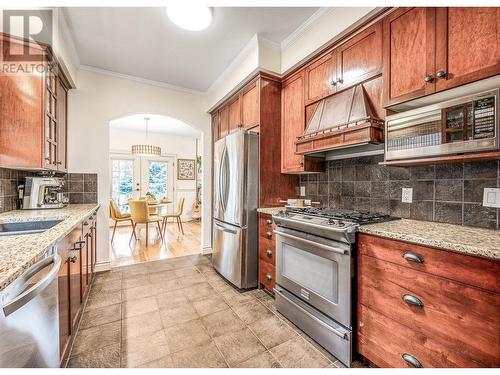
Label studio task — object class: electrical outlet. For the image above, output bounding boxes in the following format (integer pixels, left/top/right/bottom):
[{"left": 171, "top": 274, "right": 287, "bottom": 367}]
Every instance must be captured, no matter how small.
[
  {"left": 483, "top": 188, "right": 500, "bottom": 208},
  {"left": 402, "top": 187, "right": 413, "bottom": 203},
  {"left": 300, "top": 186, "right": 306, "bottom": 197}
]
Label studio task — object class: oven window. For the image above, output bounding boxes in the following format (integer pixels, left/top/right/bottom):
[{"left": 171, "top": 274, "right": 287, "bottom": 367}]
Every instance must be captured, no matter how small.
[{"left": 282, "top": 243, "right": 338, "bottom": 303}]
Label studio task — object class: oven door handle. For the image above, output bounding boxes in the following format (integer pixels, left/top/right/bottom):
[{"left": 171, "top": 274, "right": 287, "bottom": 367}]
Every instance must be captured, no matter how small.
[{"left": 274, "top": 230, "right": 348, "bottom": 255}]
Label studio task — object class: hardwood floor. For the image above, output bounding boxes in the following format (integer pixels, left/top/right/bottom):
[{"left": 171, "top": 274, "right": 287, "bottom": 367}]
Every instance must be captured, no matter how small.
[{"left": 111, "top": 221, "right": 201, "bottom": 267}]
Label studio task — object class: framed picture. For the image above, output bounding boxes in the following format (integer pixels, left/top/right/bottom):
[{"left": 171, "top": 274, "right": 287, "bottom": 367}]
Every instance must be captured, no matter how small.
[{"left": 177, "top": 159, "right": 195, "bottom": 180}]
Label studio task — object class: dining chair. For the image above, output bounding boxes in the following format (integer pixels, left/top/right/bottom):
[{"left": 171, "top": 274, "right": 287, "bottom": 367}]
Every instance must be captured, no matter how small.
[
  {"left": 162, "top": 197, "right": 185, "bottom": 235},
  {"left": 109, "top": 199, "right": 134, "bottom": 243},
  {"left": 129, "top": 199, "right": 164, "bottom": 247},
  {"left": 139, "top": 196, "right": 158, "bottom": 215}
]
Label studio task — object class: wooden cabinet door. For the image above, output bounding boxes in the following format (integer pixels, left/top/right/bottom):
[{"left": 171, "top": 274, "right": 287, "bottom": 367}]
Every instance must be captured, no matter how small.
[
  {"left": 304, "top": 51, "right": 336, "bottom": 105},
  {"left": 81, "top": 237, "right": 90, "bottom": 295},
  {"left": 69, "top": 246, "right": 82, "bottom": 328},
  {"left": 212, "top": 114, "right": 220, "bottom": 142},
  {"left": 336, "top": 22, "right": 383, "bottom": 90},
  {"left": 228, "top": 95, "right": 241, "bottom": 133},
  {"left": 43, "top": 61, "right": 58, "bottom": 170},
  {"left": 435, "top": 7, "right": 500, "bottom": 92},
  {"left": 56, "top": 77, "right": 68, "bottom": 172},
  {"left": 57, "top": 246, "right": 70, "bottom": 360},
  {"left": 241, "top": 81, "right": 260, "bottom": 129},
  {"left": 281, "top": 71, "right": 306, "bottom": 173},
  {"left": 383, "top": 7, "right": 437, "bottom": 106},
  {"left": 218, "top": 106, "right": 229, "bottom": 138}
]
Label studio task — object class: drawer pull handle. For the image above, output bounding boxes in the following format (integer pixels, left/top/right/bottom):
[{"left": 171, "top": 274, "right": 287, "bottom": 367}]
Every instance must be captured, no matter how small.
[
  {"left": 266, "top": 219, "right": 272, "bottom": 225},
  {"left": 266, "top": 274, "right": 273, "bottom": 281},
  {"left": 402, "top": 294, "right": 424, "bottom": 308},
  {"left": 403, "top": 252, "right": 424, "bottom": 264},
  {"left": 266, "top": 249, "right": 273, "bottom": 256},
  {"left": 402, "top": 353, "right": 423, "bottom": 368},
  {"left": 266, "top": 231, "right": 272, "bottom": 238}
]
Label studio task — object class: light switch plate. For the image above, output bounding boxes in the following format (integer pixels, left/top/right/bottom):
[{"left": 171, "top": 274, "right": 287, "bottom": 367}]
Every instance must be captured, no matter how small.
[
  {"left": 402, "top": 187, "right": 413, "bottom": 203},
  {"left": 483, "top": 188, "right": 500, "bottom": 208},
  {"left": 300, "top": 186, "right": 306, "bottom": 197}
]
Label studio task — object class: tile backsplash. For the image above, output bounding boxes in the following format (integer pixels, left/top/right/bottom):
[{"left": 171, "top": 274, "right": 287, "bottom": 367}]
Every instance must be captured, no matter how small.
[
  {"left": 0, "top": 168, "right": 98, "bottom": 213},
  {"left": 299, "top": 155, "right": 500, "bottom": 229}
]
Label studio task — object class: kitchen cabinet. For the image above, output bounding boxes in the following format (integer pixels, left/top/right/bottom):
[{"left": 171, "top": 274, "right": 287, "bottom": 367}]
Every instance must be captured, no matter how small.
[
  {"left": 357, "top": 233, "right": 500, "bottom": 368},
  {"left": 241, "top": 80, "right": 260, "bottom": 129},
  {"left": 0, "top": 33, "right": 71, "bottom": 171},
  {"left": 258, "top": 213, "right": 275, "bottom": 293},
  {"left": 383, "top": 7, "right": 500, "bottom": 107},
  {"left": 435, "top": 7, "right": 500, "bottom": 92},
  {"left": 218, "top": 105, "right": 229, "bottom": 138},
  {"left": 281, "top": 71, "right": 325, "bottom": 174},
  {"left": 212, "top": 114, "right": 220, "bottom": 142},
  {"left": 228, "top": 95, "right": 241, "bottom": 133},
  {"left": 304, "top": 51, "right": 336, "bottom": 105}
]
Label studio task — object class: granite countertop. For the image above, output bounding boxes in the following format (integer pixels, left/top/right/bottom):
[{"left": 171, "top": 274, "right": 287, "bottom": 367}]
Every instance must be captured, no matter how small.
[
  {"left": 257, "top": 207, "right": 285, "bottom": 215},
  {"left": 359, "top": 219, "right": 500, "bottom": 261},
  {"left": 0, "top": 204, "right": 100, "bottom": 291}
]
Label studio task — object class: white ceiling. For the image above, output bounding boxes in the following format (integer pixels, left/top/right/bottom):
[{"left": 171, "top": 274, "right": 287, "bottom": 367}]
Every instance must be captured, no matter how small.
[
  {"left": 109, "top": 114, "right": 201, "bottom": 138},
  {"left": 63, "top": 7, "right": 319, "bottom": 92}
]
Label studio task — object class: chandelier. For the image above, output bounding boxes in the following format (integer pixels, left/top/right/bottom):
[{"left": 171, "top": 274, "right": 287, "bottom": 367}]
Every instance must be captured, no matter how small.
[{"left": 131, "top": 117, "right": 161, "bottom": 156}]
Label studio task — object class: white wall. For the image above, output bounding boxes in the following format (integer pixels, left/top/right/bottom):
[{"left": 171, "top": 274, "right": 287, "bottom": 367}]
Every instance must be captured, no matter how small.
[
  {"left": 109, "top": 128, "right": 199, "bottom": 220},
  {"left": 68, "top": 69, "right": 211, "bottom": 270}
]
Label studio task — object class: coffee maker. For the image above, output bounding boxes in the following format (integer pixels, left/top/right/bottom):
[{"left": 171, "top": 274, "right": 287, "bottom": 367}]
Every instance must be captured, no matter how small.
[{"left": 20, "top": 177, "right": 68, "bottom": 209}]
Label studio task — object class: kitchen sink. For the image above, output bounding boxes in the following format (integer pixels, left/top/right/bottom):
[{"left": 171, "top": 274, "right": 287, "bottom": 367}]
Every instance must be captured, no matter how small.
[{"left": 0, "top": 220, "right": 63, "bottom": 236}]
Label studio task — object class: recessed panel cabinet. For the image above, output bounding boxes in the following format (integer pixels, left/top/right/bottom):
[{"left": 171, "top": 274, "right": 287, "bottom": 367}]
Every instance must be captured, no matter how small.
[
  {"left": 228, "top": 95, "right": 241, "bottom": 133},
  {"left": 304, "top": 52, "right": 336, "bottom": 105},
  {"left": 241, "top": 80, "right": 260, "bottom": 129}
]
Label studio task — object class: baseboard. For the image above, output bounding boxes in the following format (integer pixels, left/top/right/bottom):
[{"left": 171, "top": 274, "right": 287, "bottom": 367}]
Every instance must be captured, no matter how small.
[
  {"left": 94, "top": 261, "right": 111, "bottom": 272},
  {"left": 201, "top": 246, "right": 213, "bottom": 255}
]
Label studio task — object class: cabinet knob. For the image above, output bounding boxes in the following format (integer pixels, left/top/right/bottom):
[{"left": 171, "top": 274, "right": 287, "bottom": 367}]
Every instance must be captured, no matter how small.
[
  {"left": 329, "top": 80, "right": 337, "bottom": 86},
  {"left": 402, "top": 293, "right": 424, "bottom": 308},
  {"left": 56, "top": 161, "right": 62, "bottom": 165},
  {"left": 336, "top": 78, "right": 343, "bottom": 84},
  {"left": 424, "top": 75, "right": 434, "bottom": 83},
  {"left": 69, "top": 255, "right": 77, "bottom": 263},
  {"left": 266, "top": 274, "right": 273, "bottom": 281},
  {"left": 265, "top": 231, "right": 272, "bottom": 238},
  {"left": 266, "top": 248, "right": 273, "bottom": 256},
  {"left": 266, "top": 219, "right": 272, "bottom": 225},
  {"left": 402, "top": 353, "right": 423, "bottom": 368},
  {"left": 436, "top": 70, "right": 447, "bottom": 78},
  {"left": 44, "top": 157, "right": 50, "bottom": 161},
  {"left": 83, "top": 221, "right": 89, "bottom": 226},
  {"left": 403, "top": 252, "right": 424, "bottom": 264}
]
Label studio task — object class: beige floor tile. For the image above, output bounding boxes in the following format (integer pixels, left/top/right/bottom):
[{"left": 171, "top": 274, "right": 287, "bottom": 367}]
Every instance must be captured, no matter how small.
[
  {"left": 159, "top": 303, "right": 199, "bottom": 328},
  {"left": 173, "top": 266, "right": 200, "bottom": 277},
  {"left": 121, "top": 330, "right": 170, "bottom": 368},
  {"left": 184, "top": 282, "right": 216, "bottom": 301},
  {"left": 79, "top": 303, "right": 121, "bottom": 330},
  {"left": 201, "top": 308, "right": 245, "bottom": 338},
  {"left": 235, "top": 351, "right": 281, "bottom": 368},
  {"left": 171, "top": 340, "right": 227, "bottom": 368},
  {"left": 94, "top": 271, "right": 122, "bottom": 283},
  {"left": 122, "top": 274, "right": 151, "bottom": 289},
  {"left": 232, "top": 300, "right": 274, "bottom": 324},
  {"left": 122, "top": 279, "right": 180, "bottom": 301},
  {"left": 249, "top": 315, "right": 297, "bottom": 349},
  {"left": 178, "top": 273, "right": 206, "bottom": 288},
  {"left": 68, "top": 343, "right": 120, "bottom": 368},
  {"left": 191, "top": 295, "right": 229, "bottom": 317},
  {"left": 251, "top": 289, "right": 270, "bottom": 299},
  {"left": 86, "top": 290, "right": 121, "bottom": 311},
  {"left": 164, "top": 319, "right": 211, "bottom": 353},
  {"left": 221, "top": 289, "right": 257, "bottom": 307},
  {"left": 195, "top": 264, "right": 214, "bottom": 273},
  {"left": 156, "top": 289, "right": 189, "bottom": 309},
  {"left": 270, "top": 336, "right": 331, "bottom": 368},
  {"left": 209, "top": 279, "right": 236, "bottom": 293},
  {"left": 122, "top": 296, "right": 159, "bottom": 319},
  {"left": 259, "top": 295, "right": 277, "bottom": 312},
  {"left": 91, "top": 278, "right": 122, "bottom": 293},
  {"left": 72, "top": 321, "right": 121, "bottom": 356},
  {"left": 147, "top": 260, "right": 174, "bottom": 272},
  {"left": 214, "top": 328, "right": 266, "bottom": 366},
  {"left": 138, "top": 355, "right": 174, "bottom": 368},
  {"left": 122, "top": 310, "right": 163, "bottom": 340},
  {"left": 149, "top": 270, "right": 179, "bottom": 284}
]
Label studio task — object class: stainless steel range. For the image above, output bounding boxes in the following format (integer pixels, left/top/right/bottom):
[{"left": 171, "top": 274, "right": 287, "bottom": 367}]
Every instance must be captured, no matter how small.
[{"left": 272, "top": 207, "right": 397, "bottom": 367}]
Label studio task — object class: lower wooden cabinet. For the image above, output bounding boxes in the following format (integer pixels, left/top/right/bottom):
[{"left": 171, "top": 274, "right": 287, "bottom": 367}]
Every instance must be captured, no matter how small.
[
  {"left": 357, "top": 233, "right": 500, "bottom": 368},
  {"left": 258, "top": 213, "right": 276, "bottom": 293},
  {"left": 57, "top": 209, "right": 98, "bottom": 364}
]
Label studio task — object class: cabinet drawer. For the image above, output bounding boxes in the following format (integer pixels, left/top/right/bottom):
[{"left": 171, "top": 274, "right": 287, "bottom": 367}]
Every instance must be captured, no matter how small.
[
  {"left": 358, "top": 305, "right": 485, "bottom": 368},
  {"left": 259, "top": 237, "right": 275, "bottom": 265},
  {"left": 357, "top": 233, "right": 500, "bottom": 293},
  {"left": 359, "top": 254, "right": 500, "bottom": 367},
  {"left": 259, "top": 215, "right": 275, "bottom": 242},
  {"left": 259, "top": 261, "right": 275, "bottom": 291}
]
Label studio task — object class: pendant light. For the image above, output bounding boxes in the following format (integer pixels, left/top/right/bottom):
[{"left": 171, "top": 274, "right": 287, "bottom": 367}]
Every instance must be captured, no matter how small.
[{"left": 131, "top": 117, "right": 161, "bottom": 156}]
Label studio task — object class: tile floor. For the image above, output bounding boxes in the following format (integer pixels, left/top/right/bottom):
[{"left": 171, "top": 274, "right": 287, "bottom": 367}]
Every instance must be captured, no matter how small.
[{"left": 67, "top": 254, "right": 347, "bottom": 368}]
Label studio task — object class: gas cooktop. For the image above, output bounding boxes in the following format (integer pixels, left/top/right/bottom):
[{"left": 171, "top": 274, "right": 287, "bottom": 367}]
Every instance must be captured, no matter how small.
[{"left": 283, "top": 207, "right": 399, "bottom": 225}]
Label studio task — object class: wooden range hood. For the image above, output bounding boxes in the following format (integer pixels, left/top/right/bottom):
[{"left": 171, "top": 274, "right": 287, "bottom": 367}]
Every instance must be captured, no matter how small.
[{"left": 296, "top": 84, "right": 384, "bottom": 154}]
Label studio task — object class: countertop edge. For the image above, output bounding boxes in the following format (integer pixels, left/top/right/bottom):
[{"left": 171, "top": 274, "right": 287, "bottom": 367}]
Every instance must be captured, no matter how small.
[{"left": 0, "top": 204, "right": 100, "bottom": 291}]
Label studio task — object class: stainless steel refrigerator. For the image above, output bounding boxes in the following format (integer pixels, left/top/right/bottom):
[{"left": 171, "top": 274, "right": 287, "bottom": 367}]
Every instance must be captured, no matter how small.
[{"left": 212, "top": 130, "right": 259, "bottom": 289}]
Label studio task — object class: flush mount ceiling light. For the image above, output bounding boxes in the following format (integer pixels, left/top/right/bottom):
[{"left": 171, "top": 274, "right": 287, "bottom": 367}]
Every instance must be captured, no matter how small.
[
  {"left": 131, "top": 117, "right": 161, "bottom": 156},
  {"left": 166, "top": 6, "right": 212, "bottom": 31}
]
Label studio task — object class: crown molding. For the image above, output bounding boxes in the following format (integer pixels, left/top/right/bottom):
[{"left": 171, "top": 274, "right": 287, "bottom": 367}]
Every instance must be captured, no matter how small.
[
  {"left": 280, "top": 7, "right": 333, "bottom": 51},
  {"left": 79, "top": 65, "right": 206, "bottom": 96}
]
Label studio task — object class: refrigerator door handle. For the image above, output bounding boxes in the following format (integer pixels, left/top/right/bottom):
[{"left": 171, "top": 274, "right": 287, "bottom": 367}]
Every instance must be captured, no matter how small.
[
  {"left": 218, "top": 147, "right": 226, "bottom": 213},
  {"left": 214, "top": 222, "right": 237, "bottom": 234}
]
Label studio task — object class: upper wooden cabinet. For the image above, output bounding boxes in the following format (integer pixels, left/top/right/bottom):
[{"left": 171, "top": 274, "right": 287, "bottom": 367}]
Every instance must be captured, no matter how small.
[
  {"left": 383, "top": 7, "right": 500, "bottom": 107},
  {"left": 212, "top": 113, "right": 220, "bottom": 142},
  {"left": 228, "top": 95, "right": 241, "bottom": 133},
  {"left": 304, "top": 52, "right": 336, "bottom": 105},
  {"left": 218, "top": 105, "right": 229, "bottom": 138},
  {"left": 0, "top": 33, "right": 70, "bottom": 171},
  {"left": 382, "top": 7, "right": 436, "bottom": 106},
  {"left": 435, "top": 7, "right": 500, "bottom": 92},
  {"left": 241, "top": 80, "right": 260, "bottom": 129}
]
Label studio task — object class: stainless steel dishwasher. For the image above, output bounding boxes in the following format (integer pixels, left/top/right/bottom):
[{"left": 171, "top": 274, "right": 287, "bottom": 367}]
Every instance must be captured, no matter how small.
[{"left": 0, "top": 250, "right": 61, "bottom": 368}]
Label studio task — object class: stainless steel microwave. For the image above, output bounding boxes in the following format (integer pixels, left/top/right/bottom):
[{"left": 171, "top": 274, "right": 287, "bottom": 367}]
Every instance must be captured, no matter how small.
[{"left": 385, "top": 89, "right": 499, "bottom": 161}]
